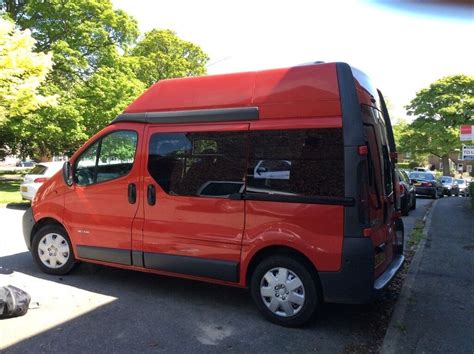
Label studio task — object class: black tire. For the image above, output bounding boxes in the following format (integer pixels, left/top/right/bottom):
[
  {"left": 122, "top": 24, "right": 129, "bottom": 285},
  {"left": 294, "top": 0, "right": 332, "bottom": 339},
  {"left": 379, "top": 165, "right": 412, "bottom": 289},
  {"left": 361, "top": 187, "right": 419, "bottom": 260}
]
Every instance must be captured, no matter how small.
[
  {"left": 432, "top": 190, "right": 439, "bottom": 199},
  {"left": 394, "top": 218, "right": 405, "bottom": 255},
  {"left": 410, "top": 194, "right": 417, "bottom": 210},
  {"left": 250, "top": 255, "right": 319, "bottom": 327},
  {"left": 32, "top": 224, "right": 77, "bottom": 275},
  {"left": 401, "top": 198, "right": 409, "bottom": 216}
]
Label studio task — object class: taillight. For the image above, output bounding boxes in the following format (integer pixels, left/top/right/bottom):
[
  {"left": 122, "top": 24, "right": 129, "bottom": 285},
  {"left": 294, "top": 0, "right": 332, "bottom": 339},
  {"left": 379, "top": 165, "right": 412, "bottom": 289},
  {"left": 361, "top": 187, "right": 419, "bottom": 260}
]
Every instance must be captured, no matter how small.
[
  {"left": 421, "top": 182, "right": 433, "bottom": 187},
  {"left": 34, "top": 177, "right": 48, "bottom": 183},
  {"left": 399, "top": 184, "right": 405, "bottom": 194}
]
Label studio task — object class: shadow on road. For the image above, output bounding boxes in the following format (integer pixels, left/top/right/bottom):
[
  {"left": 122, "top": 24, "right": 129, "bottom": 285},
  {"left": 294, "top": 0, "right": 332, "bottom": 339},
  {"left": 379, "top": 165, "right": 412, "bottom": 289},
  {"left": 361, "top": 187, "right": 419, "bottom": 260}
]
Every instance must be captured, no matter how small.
[
  {"left": 6, "top": 203, "right": 30, "bottom": 211},
  {"left": 0, "top": 247, "right": 400, "bottom": 353}
]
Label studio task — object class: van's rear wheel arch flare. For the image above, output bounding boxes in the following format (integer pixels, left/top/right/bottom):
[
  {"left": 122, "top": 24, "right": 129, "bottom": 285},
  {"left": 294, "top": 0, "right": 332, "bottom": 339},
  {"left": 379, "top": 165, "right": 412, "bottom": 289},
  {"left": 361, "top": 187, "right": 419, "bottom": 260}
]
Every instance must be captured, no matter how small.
[{"left": 245, "top": 246, "right": 323, "bottom": 298}]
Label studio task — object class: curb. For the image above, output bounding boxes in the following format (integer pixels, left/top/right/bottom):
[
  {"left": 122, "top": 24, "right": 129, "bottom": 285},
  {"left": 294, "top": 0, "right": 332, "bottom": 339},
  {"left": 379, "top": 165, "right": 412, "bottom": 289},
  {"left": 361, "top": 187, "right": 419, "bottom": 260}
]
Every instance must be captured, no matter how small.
[{"left": 380, "top": 200, "right": 437, "bottom": 354}]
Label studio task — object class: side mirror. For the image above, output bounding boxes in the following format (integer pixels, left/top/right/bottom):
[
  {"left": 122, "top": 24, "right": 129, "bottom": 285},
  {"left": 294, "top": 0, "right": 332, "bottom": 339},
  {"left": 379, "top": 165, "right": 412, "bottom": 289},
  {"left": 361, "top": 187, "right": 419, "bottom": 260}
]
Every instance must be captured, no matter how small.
[{"left": 62, "top": 161, "right": 73, "bottom": 186}]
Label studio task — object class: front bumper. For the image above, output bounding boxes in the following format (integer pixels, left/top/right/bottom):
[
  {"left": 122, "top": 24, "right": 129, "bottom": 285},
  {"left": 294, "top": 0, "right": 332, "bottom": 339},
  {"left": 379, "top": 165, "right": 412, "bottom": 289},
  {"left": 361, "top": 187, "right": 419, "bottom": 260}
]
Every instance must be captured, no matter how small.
[
  {"left": 319, "top": 238, "right": 404, "bottom": 304},
  {"left": 22, "top": 207, "right": 36, "bottom": 251}
]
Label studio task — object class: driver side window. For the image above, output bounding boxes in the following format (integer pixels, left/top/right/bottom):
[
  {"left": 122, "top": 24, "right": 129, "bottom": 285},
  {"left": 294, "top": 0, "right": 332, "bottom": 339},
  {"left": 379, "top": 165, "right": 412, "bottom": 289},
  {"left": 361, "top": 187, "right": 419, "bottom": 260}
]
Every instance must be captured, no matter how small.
[
  {"left": 74, "top": 130, "right": 138, "bottom": 186},
  {"left": 75, "top": 141, "right": 99, "bottom": 186}
]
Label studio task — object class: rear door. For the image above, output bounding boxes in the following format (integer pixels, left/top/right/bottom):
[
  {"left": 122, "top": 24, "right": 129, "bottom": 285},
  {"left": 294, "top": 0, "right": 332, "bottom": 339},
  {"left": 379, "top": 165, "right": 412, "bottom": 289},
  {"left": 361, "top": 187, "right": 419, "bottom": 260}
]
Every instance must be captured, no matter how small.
[
  {"left": 362, "top": 106, "right": 395, "bottom": 277},
  {"left": 141, "top": 123, "right": 248, "bottom": 282}
]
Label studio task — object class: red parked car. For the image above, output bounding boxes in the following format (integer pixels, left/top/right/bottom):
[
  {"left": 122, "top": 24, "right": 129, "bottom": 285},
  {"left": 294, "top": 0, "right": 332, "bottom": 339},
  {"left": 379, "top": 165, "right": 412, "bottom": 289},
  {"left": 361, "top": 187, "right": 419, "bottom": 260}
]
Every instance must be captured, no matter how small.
[{"left": 23, "top": 62, "right": 404, "bottom": 327}]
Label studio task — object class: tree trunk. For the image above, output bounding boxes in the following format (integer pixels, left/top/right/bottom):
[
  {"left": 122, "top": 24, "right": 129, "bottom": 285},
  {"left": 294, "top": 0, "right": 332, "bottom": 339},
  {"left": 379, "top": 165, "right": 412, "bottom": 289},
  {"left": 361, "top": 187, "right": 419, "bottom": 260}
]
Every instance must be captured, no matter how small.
[{"left": 441, "top": 155, "right": 450, "bottom": 176}]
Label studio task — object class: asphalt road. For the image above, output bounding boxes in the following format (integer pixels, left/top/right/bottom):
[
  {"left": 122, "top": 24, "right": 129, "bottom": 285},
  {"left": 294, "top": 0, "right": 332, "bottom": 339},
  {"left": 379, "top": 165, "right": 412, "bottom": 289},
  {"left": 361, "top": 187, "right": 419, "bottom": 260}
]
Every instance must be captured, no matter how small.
[
  {"left": 0, "top": 198, "right": 433, "bottom": 353},
  {"left": 390, "top": 196, "right": 474, "bottom": 353}
]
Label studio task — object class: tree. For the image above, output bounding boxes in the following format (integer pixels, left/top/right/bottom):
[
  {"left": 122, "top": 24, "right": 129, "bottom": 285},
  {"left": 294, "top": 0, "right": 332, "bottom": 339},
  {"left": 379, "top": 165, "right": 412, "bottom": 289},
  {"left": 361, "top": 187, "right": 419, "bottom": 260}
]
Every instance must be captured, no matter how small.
[
  {"left": 0, "top": 17, "right": 55, "bottom": 158},
  {"left": 3, "top": 0, "right": 139, "bottom": 88},
  {"left": 130, "top": 29, "right": 209, "bottom": 87},
  {"left": 405, "top": 75, "right": 474, "bottom": 175},
  {"left": 0, "top": 18, "right": 54, "bottom": 123},
  {"left": 1, "top": 1, "right": 209, "bottom": 160}
]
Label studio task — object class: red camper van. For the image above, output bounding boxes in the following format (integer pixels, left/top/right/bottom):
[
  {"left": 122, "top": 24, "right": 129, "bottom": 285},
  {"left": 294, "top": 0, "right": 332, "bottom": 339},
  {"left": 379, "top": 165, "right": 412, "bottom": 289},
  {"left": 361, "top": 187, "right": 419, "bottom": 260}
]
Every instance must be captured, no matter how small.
[{"left": 23, "top": 62, "right": 404, "bottom": 327}]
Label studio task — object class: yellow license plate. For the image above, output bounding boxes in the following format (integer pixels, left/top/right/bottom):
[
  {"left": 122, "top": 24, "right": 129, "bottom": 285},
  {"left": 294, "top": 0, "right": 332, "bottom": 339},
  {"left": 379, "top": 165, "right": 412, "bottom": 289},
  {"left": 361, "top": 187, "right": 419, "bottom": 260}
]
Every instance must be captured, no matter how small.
[{"left": 21, "top": 186, "right": 28, "bottom": 192}]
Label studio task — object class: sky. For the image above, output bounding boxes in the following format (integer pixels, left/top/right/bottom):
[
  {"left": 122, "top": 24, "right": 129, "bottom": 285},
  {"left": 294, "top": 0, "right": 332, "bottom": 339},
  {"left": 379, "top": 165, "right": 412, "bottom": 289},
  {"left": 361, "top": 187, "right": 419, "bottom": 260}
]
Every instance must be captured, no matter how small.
[{"left": 112, "top": 0, "right": 473, "bottom": 121}]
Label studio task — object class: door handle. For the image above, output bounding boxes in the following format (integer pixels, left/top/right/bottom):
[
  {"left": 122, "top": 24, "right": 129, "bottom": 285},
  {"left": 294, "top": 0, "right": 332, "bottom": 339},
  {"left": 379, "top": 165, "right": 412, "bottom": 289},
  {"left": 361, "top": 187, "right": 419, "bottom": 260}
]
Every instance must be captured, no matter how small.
[
  {"left": 147, "top": 184, "right": 156, "bottom": 206},
  {"left": 128, "top": 183, "right": 136, "bottom": 204}
]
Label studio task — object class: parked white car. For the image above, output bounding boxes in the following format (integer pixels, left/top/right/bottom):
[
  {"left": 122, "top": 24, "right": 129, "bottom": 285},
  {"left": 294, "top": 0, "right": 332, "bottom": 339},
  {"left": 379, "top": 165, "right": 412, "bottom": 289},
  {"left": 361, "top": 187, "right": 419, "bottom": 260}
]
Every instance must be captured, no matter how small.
[{"left": 20, "top": 162, "right": 64, "bottom": 200}]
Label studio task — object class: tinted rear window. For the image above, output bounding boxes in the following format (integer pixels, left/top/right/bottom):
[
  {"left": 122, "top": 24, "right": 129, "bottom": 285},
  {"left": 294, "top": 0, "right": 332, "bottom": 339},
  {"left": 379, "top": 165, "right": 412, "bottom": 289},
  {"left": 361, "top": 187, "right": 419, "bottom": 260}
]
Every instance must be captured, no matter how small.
[
  {"left": 440, "top": 177, "right": 453, "bottom": 183},
  {"left": 147, "top": 128, "right": 344, "bottom": 199},
  {"left": 29, "top": 165, "right": 47, "bottom": 175},
  {"left": 409, "top": 172, "right": 434, "bottom": 180},
  {"left": 247, "top": 129, "right": 344, "bottom": 197}
]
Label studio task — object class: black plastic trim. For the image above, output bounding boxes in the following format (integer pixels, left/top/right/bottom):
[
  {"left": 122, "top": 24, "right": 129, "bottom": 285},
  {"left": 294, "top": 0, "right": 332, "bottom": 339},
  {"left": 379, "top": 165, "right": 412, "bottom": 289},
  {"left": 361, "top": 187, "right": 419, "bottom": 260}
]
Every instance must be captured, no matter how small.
[
  {"left": 22, "top": 207, "right": 35, "bottom": 251},
  {"left": 336, "top": 63, "right": 367, "bottom": 238},
  {"left": 143, "top": 252, "right": 239, "bottom": 282},
  {"left": 319, "top": 237, "right": 374, "bottom": 304},
  {"left": 76, "top": 245, "right": 131, "bottom": 265},
  {"left": 231, "top": 192, "right": 355, "bottom": 206},
  {"left": 132, "top": 251, "right": 144, "bottom": 267},
  {"left": 377, "top": 89, "right": 396, "bottom": 153},
  {"left": 111, "top": 107, "right": 259, "bottom": 125}
]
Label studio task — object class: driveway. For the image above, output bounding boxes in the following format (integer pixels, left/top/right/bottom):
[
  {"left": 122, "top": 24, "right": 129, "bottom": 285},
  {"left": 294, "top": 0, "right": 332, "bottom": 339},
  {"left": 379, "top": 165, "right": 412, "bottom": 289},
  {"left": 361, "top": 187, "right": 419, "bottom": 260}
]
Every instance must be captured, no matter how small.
[{"left": 0, "top": 199, "right": 432, "bottom": 353}]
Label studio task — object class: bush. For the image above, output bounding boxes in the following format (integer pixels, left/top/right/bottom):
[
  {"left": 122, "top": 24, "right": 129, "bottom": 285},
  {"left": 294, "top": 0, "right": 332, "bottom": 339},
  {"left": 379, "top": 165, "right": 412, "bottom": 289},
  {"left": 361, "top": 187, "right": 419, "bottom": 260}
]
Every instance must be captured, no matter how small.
[{"left": 397, "top": 162, "right": 410, "bottom": 169}]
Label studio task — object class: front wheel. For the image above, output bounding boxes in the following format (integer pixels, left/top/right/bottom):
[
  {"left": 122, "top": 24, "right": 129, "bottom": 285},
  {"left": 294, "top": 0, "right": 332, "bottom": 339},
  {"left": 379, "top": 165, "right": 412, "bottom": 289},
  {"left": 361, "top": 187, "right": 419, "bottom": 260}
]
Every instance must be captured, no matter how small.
[
  {"left": 32, "top": 224, "right": 77, "bottom": 275},
  {"left": 250, "top": 255, "right": 319, "bottom": 327}
]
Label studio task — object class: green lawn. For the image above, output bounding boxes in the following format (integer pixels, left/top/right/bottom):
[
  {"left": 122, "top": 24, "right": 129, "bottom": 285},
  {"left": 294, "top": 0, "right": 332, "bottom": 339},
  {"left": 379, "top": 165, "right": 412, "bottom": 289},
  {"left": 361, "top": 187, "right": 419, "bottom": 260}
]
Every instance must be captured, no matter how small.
[{"left": 0, "top": 180, "right": 30, "bottom": 206}]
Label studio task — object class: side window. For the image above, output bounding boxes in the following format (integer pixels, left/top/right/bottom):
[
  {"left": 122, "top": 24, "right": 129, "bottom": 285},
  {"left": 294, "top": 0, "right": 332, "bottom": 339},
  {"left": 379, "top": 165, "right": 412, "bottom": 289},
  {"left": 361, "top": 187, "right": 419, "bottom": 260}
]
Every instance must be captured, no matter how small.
[
  {"left": 247, "top": 129, "right": 344, "bottom": 197},
  {"left": 364, "top": 125, "right": 383, "bottom": 205},
  {"left": 148, "top": 131, "right": 247, "bottom": 198},
  {"left": 74, "top": 130, "right": 138, "bottom": 186},
  {"left": 75, "top": 141, "right": 99, "bottom": 186}
]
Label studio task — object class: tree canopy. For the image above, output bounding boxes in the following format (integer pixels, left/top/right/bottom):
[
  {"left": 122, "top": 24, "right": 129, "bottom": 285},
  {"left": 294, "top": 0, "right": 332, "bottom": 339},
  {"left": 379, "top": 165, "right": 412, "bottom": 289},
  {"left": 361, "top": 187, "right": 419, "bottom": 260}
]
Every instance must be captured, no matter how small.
[
  {"left": 0, "top": 17, "right": 54, "bottom": 123},
  {"left": 0, "top": 0, "right": 209, "bottom": 160},
  {"left": 402, "top": 75, "right": 474, "bottom": 174}
]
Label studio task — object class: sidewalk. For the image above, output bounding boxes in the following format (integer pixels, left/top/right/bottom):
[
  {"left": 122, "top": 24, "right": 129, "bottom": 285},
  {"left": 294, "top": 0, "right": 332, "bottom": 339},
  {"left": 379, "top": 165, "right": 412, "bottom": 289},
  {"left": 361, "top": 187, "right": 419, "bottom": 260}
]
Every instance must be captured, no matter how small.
[{"left": 382, "top": 197, "right": 474, "bottom": 353}]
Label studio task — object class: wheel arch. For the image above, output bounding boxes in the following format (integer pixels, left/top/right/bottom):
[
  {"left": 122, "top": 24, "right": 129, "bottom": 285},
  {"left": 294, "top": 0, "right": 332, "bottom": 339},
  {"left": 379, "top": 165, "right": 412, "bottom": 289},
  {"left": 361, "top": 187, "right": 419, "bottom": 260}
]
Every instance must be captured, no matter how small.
[
  {"left": 30, "top": 217, "right": 66, "bottom": 245},
  {"left": 244, "top": 245, "right": 323, "bottom": 297}
]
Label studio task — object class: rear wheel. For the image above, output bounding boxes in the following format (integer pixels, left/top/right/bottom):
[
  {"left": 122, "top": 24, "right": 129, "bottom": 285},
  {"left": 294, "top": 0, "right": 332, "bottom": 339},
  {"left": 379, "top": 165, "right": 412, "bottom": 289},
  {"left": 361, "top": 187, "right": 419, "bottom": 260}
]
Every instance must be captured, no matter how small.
[
  {"left": 432, "top": 190, "right": 439, "bottom": 199},
  {"left": 410, "top": 194, "right": 417, "bottom": 210},
  {"left": 401, "top": 198, "right": 409, "bottom": 216},
  {"left": 32, "top": 224, "right": 77, "bottom": 275},
  {"left": 250, "top": 255, "right": 319, "bottom": 327},
  {"left": 394, "top": 218, "right": 405, "bottom": 255}
]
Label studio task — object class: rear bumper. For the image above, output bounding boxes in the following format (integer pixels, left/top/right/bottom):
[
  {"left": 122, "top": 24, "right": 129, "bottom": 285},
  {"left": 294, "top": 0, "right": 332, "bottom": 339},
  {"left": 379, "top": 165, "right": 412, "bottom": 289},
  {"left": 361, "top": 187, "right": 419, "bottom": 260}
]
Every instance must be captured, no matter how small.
[
  {"left": 415, "top": 186, "right": 436, "bottom": 196},
  {"left": 319, "top": 238, "right": 404, "bottom": 304},
  {"left": 22, "top": 207, "right": 36, "bottom": 251}
]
